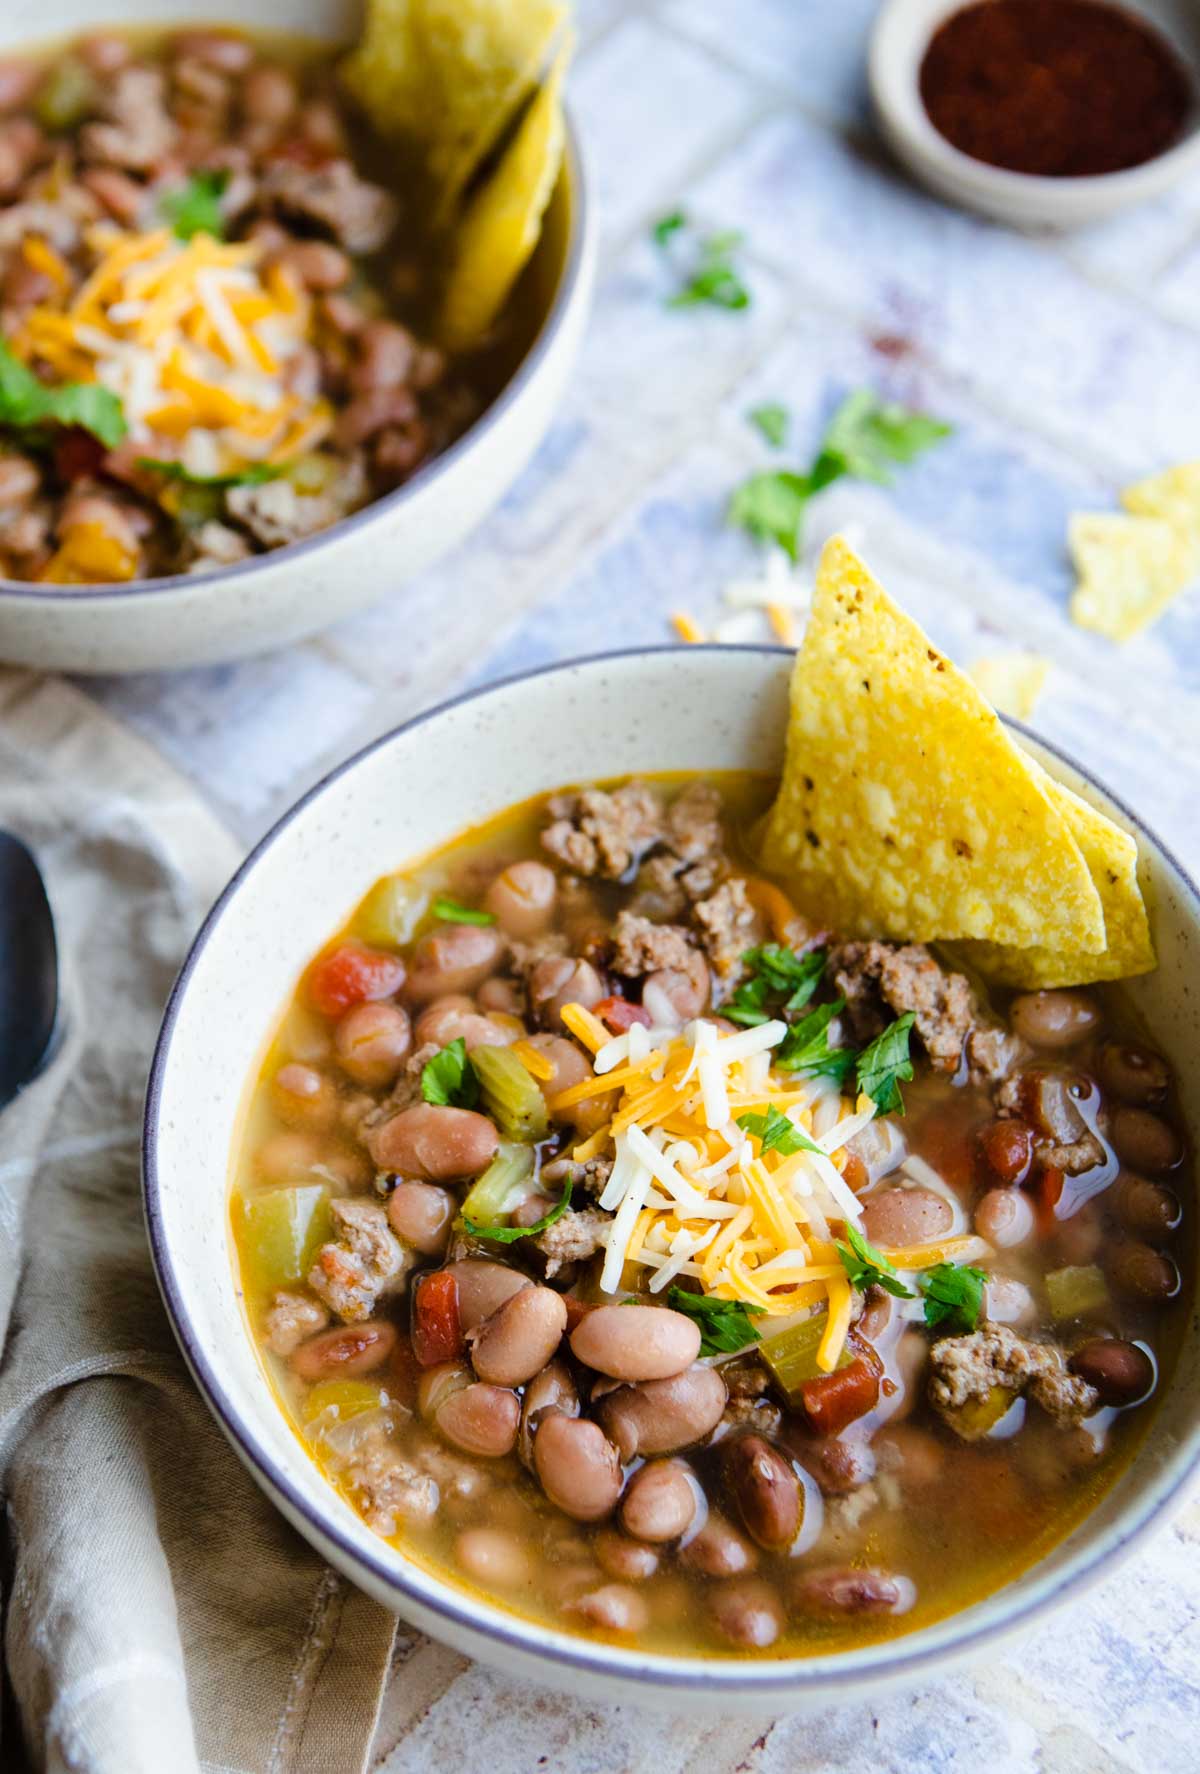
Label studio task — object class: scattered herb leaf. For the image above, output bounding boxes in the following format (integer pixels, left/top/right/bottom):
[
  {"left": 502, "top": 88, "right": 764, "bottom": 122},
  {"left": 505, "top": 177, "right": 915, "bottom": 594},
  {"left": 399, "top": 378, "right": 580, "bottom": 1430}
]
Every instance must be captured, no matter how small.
[
  {"left": 775, "top": 998, "right": 855, "bottom": 1084},
  {"left": 727, "top": 469, "right": 810, "bottom": 561},
  {"left": 666, "top": 1286, "right": 765, "bottom": 1356},
  {"left": 0, "top": 339, "right": 127, "bottom": 450},
  {"left": 432, "top": 895, "right": 496, "bottom": 926},
  {"left": 464, "top": 1177, "right": 572, "bottom": 1243},
  {"left": 161, "top": 168, "right": 229, "bottom": 241},
  {"left": 420, "top": 1037, "right": 479, "bottom": 1109},
  {"left": 724, "top": 944, "right": 825, "bottom": 1027},
  {"left": 652, "top": 209, "right": 687, "bottom": 246},
  {"left": 856, "top": 1012, "right": 916, "bottom": 1117},
  {"left": 920, "top": 1262, "right": 987, "bottom": 1334},
  {"left": 748, "top": 402, "right": 789, "bottom": 449},
  {"left": 137, "top": 457, "right": 283, "bottom": 489},
  {"left": 656, "top": 215, "right": 752, "bottom": 311},
  {"left": 836, "top": 1223, "right": 915, "bottom": 1300},
  {"left": 736, "top": 1103, "right": 823, "bottom": 1158}
]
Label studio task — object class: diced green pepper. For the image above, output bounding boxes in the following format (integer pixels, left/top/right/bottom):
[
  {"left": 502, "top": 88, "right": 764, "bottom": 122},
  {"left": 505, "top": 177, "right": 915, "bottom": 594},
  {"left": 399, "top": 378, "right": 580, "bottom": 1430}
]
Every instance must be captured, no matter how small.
[
  {"left": 759, "top": 1310, "right": 853, "bottom": 1403},
  {"left": 302, "top": 1379, "right": 384, "bottom": 1425},
  {"left": 285, "top": 452, "right": 340, "bottom": 497},
  {"left": 944, "top": 1383, "right": 1018, "bottom": 1442},
  {"left": 1045, "top": 1263, "right": 1110, "bottom": 1321},
  {"left": 357, "top": 874, "right": 427, "bottom": 947},
  {"left": 35, "top": 58, "right": 96, "bottom": 131},
  {"left": 459, "top": 1141, "right": 534, "bottom": 1228},
  {"left": 472, "top": 1044, "right": 549, "bottom": 1143},
  {"left": 236, "top": 1184, "right": 334, "bottom": 1291}
]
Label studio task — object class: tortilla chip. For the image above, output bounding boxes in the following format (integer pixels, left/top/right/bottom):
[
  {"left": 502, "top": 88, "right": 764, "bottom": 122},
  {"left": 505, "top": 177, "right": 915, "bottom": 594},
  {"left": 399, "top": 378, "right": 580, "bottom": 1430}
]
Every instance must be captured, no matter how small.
[
  {"left": 968, "top": 653, "right": 1049, "bottom": 721},
  {"left": 1068, "top": 511, "right": 1192, "bottom": 642},
  {"left": 760, "top": 537, "right": 1106, "bottom": 953},
  {"left": 343, "top": 0, "right": 566, "bottom": 217},
  {"left": 962, "top": 768, "right": 1155, "bottom": 987},
  {"left": 1122, "top": 460, "right": 1200, "bottom": 558},
  {"left": 437, "top": 40, "right": 568, "bottom": 351}
]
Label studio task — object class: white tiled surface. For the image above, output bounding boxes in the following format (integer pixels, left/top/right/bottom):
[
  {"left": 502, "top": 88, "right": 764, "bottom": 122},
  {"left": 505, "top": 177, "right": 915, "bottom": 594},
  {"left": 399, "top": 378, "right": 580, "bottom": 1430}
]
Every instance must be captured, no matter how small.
[{"left": 70, "top": 3, "right": 1200, "bottom": 1767}]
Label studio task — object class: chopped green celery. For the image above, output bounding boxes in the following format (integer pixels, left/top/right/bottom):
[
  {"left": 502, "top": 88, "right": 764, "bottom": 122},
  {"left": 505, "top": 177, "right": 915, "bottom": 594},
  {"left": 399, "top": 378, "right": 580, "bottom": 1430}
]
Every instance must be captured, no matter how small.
[
  {"left": 945, "top": 1384, "right": 1018, "bottom": 1442},
  {"left": 237, "top": 1184, "right": 333, "bottom": 1290},
  {"left": 357, "top": 874, "right": 428, "bottom": 946},
  {"left": 36, "top": 57, "right": 95, "bottom": 130},
  {"left": 759, "top": 1310, "right": 853, "bottom": 1402},
  {"left": 1045, "top": 1263, "right": 1110, "bottom": 1321},
  {"left": 302, "top": 1380, "right": 384, "bottom": 1424},
  {"left": 285, "top": 452, "right": 339, "bottom": 496},
  {"left": 459, "top": 1141, "right": 534, "bottom": 1228},
  {"left": 472, "top": 1044, "right": 549, "bottom": 1142}
]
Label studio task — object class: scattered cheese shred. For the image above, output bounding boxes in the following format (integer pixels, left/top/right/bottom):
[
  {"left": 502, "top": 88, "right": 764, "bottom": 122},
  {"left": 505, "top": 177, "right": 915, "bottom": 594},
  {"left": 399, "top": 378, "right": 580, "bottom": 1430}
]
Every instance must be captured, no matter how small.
[
  {"left": 559, "top": 1001, "right": 610, "bottom": 1054},
  {"left": 671, "top": 611, "right": 706, "bottom": 644}
]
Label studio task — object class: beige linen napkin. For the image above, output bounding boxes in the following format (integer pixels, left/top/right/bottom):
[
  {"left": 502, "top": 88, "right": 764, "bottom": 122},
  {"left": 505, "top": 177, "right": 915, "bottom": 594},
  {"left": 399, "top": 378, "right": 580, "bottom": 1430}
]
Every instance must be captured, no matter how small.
[{"left": 0, "top": 671, "right": 397, "bottom": 1774}]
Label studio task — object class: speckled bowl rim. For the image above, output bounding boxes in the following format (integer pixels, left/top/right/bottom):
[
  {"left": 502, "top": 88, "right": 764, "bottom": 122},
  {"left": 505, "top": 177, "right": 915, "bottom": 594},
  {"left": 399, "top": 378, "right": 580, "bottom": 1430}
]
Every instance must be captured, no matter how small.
[
  {"left": 143, "top": 644, "right": 1200, "bottom": 1697},
  {"left": 0, "top": 114, "right": 588, "bottom": 605}
]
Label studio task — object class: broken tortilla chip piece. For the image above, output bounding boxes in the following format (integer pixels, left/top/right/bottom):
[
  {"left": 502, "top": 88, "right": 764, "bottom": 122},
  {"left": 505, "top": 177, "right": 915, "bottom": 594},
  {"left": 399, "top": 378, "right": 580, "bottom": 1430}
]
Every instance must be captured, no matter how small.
[
  {"left": 961, "top": 768, "right": 1155, "bottom": 987},
  {"left": 343, "top": 0, "right": 566, "bottom": 218},
  {"left": 1068, "top": 511, "right": 1192, "bottom": 642},
  {"left": 1122, "top": 460, "right": 1200, "bottom": 560},
  {"left": 759, "top": 536, "right": 1106, "bottom": 954},
  {"left": 437, "top": 37, "right": 569, "bottom": 351},
  {"left": 968, "top": 653, "right": 1049, "bottom": 721}
]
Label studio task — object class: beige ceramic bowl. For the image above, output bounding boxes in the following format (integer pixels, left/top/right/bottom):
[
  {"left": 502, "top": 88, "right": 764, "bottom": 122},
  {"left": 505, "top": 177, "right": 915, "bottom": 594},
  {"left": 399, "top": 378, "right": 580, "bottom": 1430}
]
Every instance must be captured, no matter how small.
[
  {"left": 870, "top": 0, "right": 1200, "bottom": 227},
  {"left": 144, "top": 647, "right": 1200, "bottom": 1711},
  {"left": 0, "top": 0, "right": 593, "bottom": 673}
]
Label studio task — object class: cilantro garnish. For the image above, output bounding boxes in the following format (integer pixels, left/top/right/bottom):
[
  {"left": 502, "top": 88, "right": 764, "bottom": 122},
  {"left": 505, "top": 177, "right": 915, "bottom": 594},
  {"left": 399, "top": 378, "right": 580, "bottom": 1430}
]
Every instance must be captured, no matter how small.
[
  {"left": 160, "top": 169, "right": 229, "bottom": 242},
  {"left": 919, "top": 1262, "right": 987, "bottom": 1334},
  {"left": 432, "top": 896, "right": 496, "bottom": 926},
  {"left": 652, "top": 209, "right": 687, "bottom": 246},
  {"left": 836, "top": 1223, "right": 915, "bottom": 1300},
  {"left": 736, "top": 1103, "right": 823, "bottom": 1158},
  {"left": 654, "top": 214, "right": 752, "bottom": 311},
  {"left": 666, "top": 1287, "right": 765, "bottom": 1356},
  {"left": 0, "top": 339, "right": 126, "bottom": 450},
  {"left": 724, "top": 944, "right": 825, "bottom": 1028},
  {"left": 464, "top": 1177, "right": 572, "bottom": 1243},
  {"left": 747, "top": 402, "right": 789, "bottom": 449},
  {"left": 856, "top": 1012, "right": 916, "bottom": 1117},
  {"left": 774, "top": 999, "right": 855, "bottom": 1084},
  {"left": 420, "top": 1038, "right": 479, "bottom": 1109},
  {"left": 728, "top": 388, "right": 951, "bottom": 559},
  {"left": 137, "top": 458, "right": 283, "bottom": 489}
]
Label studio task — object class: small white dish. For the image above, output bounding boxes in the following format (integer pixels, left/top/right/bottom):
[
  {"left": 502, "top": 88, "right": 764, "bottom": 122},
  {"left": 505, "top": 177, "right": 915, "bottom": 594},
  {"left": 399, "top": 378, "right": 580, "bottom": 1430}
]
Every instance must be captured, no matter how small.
[
  {"left": 869, "top": 0, "right": 1200, "bottom": 228},
  {"left": 145, "top": 645, "right": 1200, "bottom": 1710},
  {"left": 0, "top": 0, "right": 594, "bottom": 674}
]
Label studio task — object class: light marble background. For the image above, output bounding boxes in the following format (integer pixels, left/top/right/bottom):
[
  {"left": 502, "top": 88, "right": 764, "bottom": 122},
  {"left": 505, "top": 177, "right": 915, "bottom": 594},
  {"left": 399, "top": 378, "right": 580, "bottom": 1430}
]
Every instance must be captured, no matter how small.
[{"left": 64, "top": 0, "right": 1200, "bottom": 1766}]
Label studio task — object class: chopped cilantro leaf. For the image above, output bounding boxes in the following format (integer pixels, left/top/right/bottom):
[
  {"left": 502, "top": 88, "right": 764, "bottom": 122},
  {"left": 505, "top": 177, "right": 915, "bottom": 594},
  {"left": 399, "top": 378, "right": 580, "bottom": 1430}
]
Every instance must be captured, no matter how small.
[
  {"left": 774, "top": 998, "right": 855, "bottom": 1083},
  {"left": 666, "top": 1287, "right": 765, "bottom": 1356},
  {"left": 836, "top": 1223, "right": 915, "bottom": 1300},
  {"left": 736, "top": 1103, "right": 823, "bottom": 1158},
  {"left": 747, "top": 402, "right": 789, "bottom": 449},
  {"left": 465, "top": 1178, "right": 572, "bottom": 1243},
  {"left": 724, "top": 944, "right": 825, "bottom": 1028},
  {"left": 0, "top": 339, "right": 127, "bottom": 450},
  {"left": 137, "top": 458, "right": 283, "bottom": 489},
  {"left": 432, "top": 895, "right": 496, "bottom": 926},
  {"left": 727, "top": 469, "right": 810, "bottom": 561},
  {"left": 658, "top": 217, "right": 752, "bottom": 311},
  {"left": 652, "top": 209, "right": 687, "bottom": 246},
  {"left": 856, "top": 1012, "right": 916, "bottom": 1117},
  {"left": 920, "top": 1262, "right": 987, "bottom": 1334},
  {"left": 420, "top": 1038, "right": 479, "bottom": 1109},
  {"left": 160, "top": 169, "right": 229, "bottom": 242}
]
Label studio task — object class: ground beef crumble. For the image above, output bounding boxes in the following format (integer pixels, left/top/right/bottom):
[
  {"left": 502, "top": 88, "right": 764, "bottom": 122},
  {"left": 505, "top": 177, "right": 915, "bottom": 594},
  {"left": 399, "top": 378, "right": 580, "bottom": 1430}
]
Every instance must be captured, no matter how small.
[
  {"left": 307, "top": 1198, "right": 413, "bottom": 1322},
  {"left": 610, "top": 910, "right": 698, "bottom": 977},
  {"left": 262, "top": 1289, "right": 328, "bottom": 1355},
  {"left": 693, "top": 878, "right": 759, "bottom": 980},
  {"left": 542, "top": 781, "right": 665, "bottom": 879},
  {"left": 929, "top": 1325, "right": 1098, "bottom": 1435},
  {"left": 535, "top": 1207, "right": 611, "bottom": 1277},
  {"left": 830, "top": 940, "right": 1023, "bottom": 1085}
]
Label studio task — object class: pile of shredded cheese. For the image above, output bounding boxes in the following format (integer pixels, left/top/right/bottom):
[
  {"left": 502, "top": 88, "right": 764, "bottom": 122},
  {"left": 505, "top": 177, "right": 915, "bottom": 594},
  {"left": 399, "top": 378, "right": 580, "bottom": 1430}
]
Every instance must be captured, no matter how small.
[
  {"left": 553, "top": 1002, "right": 981, "bottom": 1373},
  {"left": 13, "top": 224, "right": 331, "bottom": 472}
]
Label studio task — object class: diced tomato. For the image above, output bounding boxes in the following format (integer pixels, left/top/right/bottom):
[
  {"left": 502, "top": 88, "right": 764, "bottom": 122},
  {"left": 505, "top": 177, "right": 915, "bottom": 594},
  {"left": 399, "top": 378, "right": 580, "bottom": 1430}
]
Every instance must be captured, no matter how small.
[
  {"left": 411, "top": 1270, "right": 464, "bottom": 1368},
  {"left": 799, "top": 1357, "right": 880, "bottom": 1437},
  {"left": 54, "top": 428, "right": 106, "bottom": 483},
  {"left": 307, "top": 941, "right": 405, "bottom": 1019},
  {"left": 1033, "top": 1165, "right": 1065, "bottom": 1236},
  {"left": 593, "top": 995, "right": 652, "bottom": 1034},
  {"left": 978, "top": 1118, "right": 1033, "bottom": 1185},
  {"left": 561, "top": 1294, "right": 593, "bottom": 1334}
]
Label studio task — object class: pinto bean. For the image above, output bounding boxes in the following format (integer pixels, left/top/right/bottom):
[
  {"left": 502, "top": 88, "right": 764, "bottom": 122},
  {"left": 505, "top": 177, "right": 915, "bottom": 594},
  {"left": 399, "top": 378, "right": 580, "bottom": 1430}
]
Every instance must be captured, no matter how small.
[
  {"left": 978, "top": 1118, "right": 1034, "bottom": 1184},
  {"left": 530, "top": 956, "right": 606, "bottom": 1030},
  {"left": 570, "top": 1304, "right": 701, "bottom": 1382},
  {"left": 478, "top": 978, "right": 524, "bottom": 1016},
  {"left": 594, "top": 1530, "right": 659, "bottom": 1581},
  {"left": 1011, "top": 990, "right": 1101, "bottom": 1049},
  {"left": 791, "top": 1566, "right": 903, "bottom": 1616},
  {"left": 79, "top": 33, "right": 132, "bottom": 75},
  {"left": 1098, "top": 1042, "right": 1171, "bottom": 1106},
  {"left": 0, "top": 455, "right": 39, "bottom": 509},
  {"left": 433, "top": 1381, "right": 520, "bottom": 1458},
  {"left": 1106, "top": 1240, "right": 1179, "bottom": 1304},
  {"left": 643, "top": 950, "right": 710, "bottom": 1024},
  {"left": 81, "top": 165, "right": 145, "bottom": 226},
  {"left": 1111, "top": 1173, "right": 1182, "bottom": 1240},
  {"left": 1069, "top": 1338, "right": 1154, "bottom": 1406},
  {"left": 873, "top": 1422, "right": 945, "bottom": 1487},
  {"left": 455, "top": 1526, "right": 531, "bottom": 1589},
  {"left": 680, "top": 1512, "right": 758, "bottom": 1578},
  {"left": 334, "top": 1001, "right": 411, "bottom": 1086},
  {"left": 290, "top": 1320, "right": 396, "bottom": 1380},
  {"left": 0, "top": 61, "right": 40, "bottom": 113},
  {"left": 335, "top": 386, "right": 418, "bottom": 448},
  {"left": 484, "top": 860, "right": 558, "bottom": 937},
  {"left": 619, "top": 1461, "right": 697, "bottom": 1544},
  {"left": 468, "top": 1286, "right": 567, "bottom": 1387},
  {"left": 787, "top": 1433, "right": 876, "bottom": 1496},
  {"left": 407, "top": 924, "right": 504, "bottom": 1003},
  {"left": 350, "top": 319, "right": 415, "bottom": 394},
  {"left": 275, "top": 239, "right": 351, "bottom": 292},
  {"left": 706, "top": 1578, "right": 783, "bottom": 1649},
  {"left": 387, "top": 1182, "right": 455, "bottom": 1255},
  {"left": 366, "top": 1103, "right": 499, "bottom": 1180},
  {"left": 241, "top": 63, "right": 297, "bottom": 126},
  {"left": 595, "top": 1365, "right": 727, "bottom": 1459},
  {"left": 270, "top": 1062, "right": 337, "bottom": 1130},
  {"left": 414, "top": 1001, "right": 516, "bottom": 1052},
  {"left": 567, "top": 1583, "right": 649, "bottom": 1634},
  {"left": 446, "top": 1260, "right": 531, "bottom": 1330},
  {"left": 299, "top": 97, "right": 346, "bottom": 155},
  {"left": 518, "top": 1356, "right": 578, "bottom": 1467},
  {"left": 723, "top": 1435, "right": 802, "bottom": 1551},
  {"left": 1108, "top": 1106, "right": 1182, "bottom": 1175},
  {"left": 862, "top": 1186, "right": 953, "bottom": 1248},
  {"left": 529, "top": 1033, "right": 617, "bottom": 1136},
  {"left": 974, "top": 1187, "right": 1035, "bottom": 1248},
  {"left": 983, "top": 1275, "right": 1037, "bottom": 1326},
  {"left": 533, "top": 1415, "right": 622, "bottom": 1521},
  {"left": 173, "top": 30, "right": 255, "bottom": 72}
]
